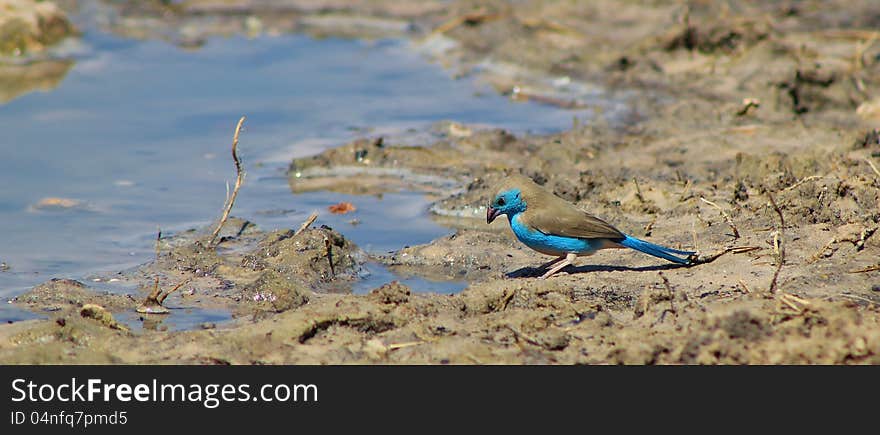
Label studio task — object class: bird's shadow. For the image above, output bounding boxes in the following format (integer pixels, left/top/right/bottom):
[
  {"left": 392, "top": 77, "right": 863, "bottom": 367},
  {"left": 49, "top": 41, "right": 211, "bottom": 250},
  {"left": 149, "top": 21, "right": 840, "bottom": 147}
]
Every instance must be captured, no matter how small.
[{"left": 506, "top": 262, "right": 689, "bottom": 278}]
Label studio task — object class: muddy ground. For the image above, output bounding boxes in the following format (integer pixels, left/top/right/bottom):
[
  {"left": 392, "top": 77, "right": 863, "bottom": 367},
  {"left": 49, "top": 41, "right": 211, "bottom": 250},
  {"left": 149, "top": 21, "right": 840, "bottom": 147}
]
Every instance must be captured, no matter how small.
[{"left": 2, "top": 0, "right": 880, "bottom": 364}]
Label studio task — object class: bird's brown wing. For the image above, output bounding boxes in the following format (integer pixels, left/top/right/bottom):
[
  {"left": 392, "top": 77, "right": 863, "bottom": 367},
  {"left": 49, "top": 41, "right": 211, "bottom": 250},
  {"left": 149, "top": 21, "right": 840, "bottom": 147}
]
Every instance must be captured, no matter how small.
[{"left": 521, "top": 195, "right": 625, "bottom": 240}]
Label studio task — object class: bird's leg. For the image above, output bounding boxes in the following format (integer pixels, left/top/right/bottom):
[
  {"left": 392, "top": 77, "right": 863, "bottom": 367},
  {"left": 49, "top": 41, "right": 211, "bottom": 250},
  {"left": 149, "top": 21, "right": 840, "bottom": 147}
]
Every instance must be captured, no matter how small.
[
  {"left": 537, "top": 255, "right": 567, "bottom": 271},
  {"left": 539, "top": 253, "right": 577, "bottom": 279}
]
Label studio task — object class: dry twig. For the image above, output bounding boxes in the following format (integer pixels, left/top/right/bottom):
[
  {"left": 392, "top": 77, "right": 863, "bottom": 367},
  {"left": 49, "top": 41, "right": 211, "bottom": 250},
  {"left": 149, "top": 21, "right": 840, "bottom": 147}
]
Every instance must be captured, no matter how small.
[
  {"left": 781, "top": 175, "right": 824, "bottom": 193},
  {"left": 323, "top": 235, "right": 335, "bottom": 277},
  {"left": 632, "top": 177, "right": 645, "bottom": 203},
  {"left": 137, "top": 229, "right": 191, "bottom": 314},
  {"left": 678, "top": 179, "right": 693, "bottom": 202},
  {"left": 209, "top": 116, "right": 247, "bottom": 246},
  {"left": 699, "top": 197, "right": 740, "bottom": 239},
  {"left": 293, "top": 211, "right": 319, "bottom": 238},
  {"left": 138, "top": 275, "right": 192, "bottom": 314},
  {"left": 387, "top": 341, "right": 424, "bottom": 351},
  {"left": 643, "top": 216, "right": 656, "bottom": 237},
  {"left": 765, "top": 190, "right": 785, "bottom": 293},
  {"left": 690, "top": 246, "right": 760, "bottom": 264},
  {"left": 431, "top": 9, "right": 503, "bottom": 36},
  {"left": 808, "top": 238, "right": 837, "bottom": 263},
  {"left": 838, "top": 293, "right": 879, "bottom": 306},
  {"left": 866, "top": 158, "right": 880, "bottom": 179},
  {"left": 498, "top": 289, "right": 517, "bottom": 311},
  {"left": 506, "top": 325, "right": 541, "bottom": 347},
  {"left": 735, "top": 98, "right": 760, "bottom": 116},
  {"left": 777, "top": 292, "right": 811, "bottom": 312},
  {"left": 849, "top": 264, "right": 880, "bottom": 274}
]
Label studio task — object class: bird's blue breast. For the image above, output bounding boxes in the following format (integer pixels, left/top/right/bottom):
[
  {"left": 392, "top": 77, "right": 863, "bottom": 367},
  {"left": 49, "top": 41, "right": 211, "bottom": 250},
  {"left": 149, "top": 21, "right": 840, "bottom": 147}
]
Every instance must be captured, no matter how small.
[{"left": 509, "top": 214, "right": 603, "bottom": 256}]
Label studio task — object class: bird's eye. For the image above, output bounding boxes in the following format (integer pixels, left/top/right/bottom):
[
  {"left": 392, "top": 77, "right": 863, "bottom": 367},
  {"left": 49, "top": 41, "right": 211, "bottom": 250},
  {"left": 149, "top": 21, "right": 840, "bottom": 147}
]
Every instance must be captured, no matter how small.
[{"left": 497, "top": 197, "right": 506, "bottom": 206}]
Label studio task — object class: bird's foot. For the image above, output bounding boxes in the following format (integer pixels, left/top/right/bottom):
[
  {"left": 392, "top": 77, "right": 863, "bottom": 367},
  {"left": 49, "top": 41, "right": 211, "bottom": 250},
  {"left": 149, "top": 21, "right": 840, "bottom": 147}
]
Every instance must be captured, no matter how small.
[{"left": 538, "top": 253, "right": 576, "bottom": 279}]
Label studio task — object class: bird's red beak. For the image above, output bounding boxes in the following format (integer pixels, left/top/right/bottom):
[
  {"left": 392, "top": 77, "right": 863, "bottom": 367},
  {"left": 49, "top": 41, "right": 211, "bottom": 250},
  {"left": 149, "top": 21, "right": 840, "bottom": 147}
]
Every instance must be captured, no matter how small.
[{"left": 487, "top": 206, "right": 501, "bottom": 224}]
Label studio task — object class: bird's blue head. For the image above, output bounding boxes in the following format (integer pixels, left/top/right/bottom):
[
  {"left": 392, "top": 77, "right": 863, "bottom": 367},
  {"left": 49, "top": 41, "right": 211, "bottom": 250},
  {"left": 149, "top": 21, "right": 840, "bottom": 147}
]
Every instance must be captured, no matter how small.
[{"left": 487, "top": 188, "right": 526, "bottom": 223}]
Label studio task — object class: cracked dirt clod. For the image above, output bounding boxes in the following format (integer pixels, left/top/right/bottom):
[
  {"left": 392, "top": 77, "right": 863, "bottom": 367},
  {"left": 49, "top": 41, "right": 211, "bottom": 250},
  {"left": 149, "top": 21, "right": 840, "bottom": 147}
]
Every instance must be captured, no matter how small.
[{"left": 80, "top": 304, "right": 129, "bottom": 332}]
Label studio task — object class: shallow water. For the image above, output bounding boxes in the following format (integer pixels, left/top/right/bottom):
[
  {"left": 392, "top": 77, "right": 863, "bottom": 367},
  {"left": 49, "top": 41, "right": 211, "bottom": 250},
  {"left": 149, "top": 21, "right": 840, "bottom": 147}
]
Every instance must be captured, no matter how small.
[
  {"left": 0, "top": 12, "right": 626, "bottom": 322},
  {"left": 116, "top": 308, "right": 234, "bottom": 333}
]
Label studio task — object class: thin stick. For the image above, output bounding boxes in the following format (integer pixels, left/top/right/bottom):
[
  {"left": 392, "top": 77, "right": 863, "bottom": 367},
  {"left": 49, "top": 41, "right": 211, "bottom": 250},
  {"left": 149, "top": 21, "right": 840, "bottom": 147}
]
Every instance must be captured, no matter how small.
[
  {"left": 157, "top": 278, "right": 191, "bottom": 304},
  {"left": 658, "top": 271, "right": 674, "bottom": 293},
  {"left": 643, "top": 216, "right": 656, "bottom": 236},
  {"left": 782, "top": 293, "right": 811, "bottom": 306},
  {"left": 678, "top": 179, "right": 693, "bottom": 202},
  {"left": 699, "top": 197, "right": 740, "bottom": 238},
  {"left": 506, "top": 325, "right": 541, "bottom": 347},
  {"left": 838, "top": 293, "right": 878, "bottom": 305},
  {"left": 632, "top": 177, "right": 645, "bottom": 202},
  {"left": 866, "top": 158, "right": 880, "bottom": 178},
  {"left": 849, "top": 264, "right": 880, "bottom": 273},
  {"left": 499, "top": 289, "right": 516, "bottom": 311},
  {"left": 293, "top": 211, "right": 319, "bottom": 238},
  {"left": 147, "top": 276, "right": 162, "bottom": 302},
  {"left": 765, "top": 190, "right": 785, "bottom": 293},
  {"left": 766, "top": 190, "right": 785, "bottom": 228},
  {"left": 210, "top": 116, "right": 247, "bottom": 246},
  {"left": 737, "top": 280, "right": 752, "bottom": 293},
  {"left": 781, "top": 175, "right": 824, "bottom": 193},
  {"left": 387, "top": 341, "right": 423, "bottom": 351},
  {"left": 819, "top": 29, "right": 880, "bottom": 40},
  {"left": 807, "top": 238, "right": 837, "bottom": 263},
  {"left": 690, "top": 246, "right": 760, "bottom": 264},
  {"left": 431, "top": 9, "right": 502, "bottom": 36},
  {"left": 778, "top": 294, "right": 803, "bottom": 312},
  {"left": 324, "top": 236, "right": 335, "bottom": 277},
  {"left": 155, "top": 228, "right": 162, "bottom": 260}
]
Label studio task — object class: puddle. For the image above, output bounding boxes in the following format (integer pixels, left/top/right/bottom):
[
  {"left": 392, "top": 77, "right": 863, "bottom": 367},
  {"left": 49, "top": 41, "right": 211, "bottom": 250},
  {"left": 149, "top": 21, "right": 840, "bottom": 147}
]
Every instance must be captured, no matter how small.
[
  {"left": 353, "top": 262, "right": 467, "bottom": 295},
  {"left": 116, "top": 308, "right": 234, "bottom": 332},
  {"left": 0, "top": 6, "right": 633, "bottom": 323},
  {"left": 241, "top": 174, "right": 454, "bottom": 254},
  {"left": 0, "top": 304, "right": 43, "bottom": 324}
]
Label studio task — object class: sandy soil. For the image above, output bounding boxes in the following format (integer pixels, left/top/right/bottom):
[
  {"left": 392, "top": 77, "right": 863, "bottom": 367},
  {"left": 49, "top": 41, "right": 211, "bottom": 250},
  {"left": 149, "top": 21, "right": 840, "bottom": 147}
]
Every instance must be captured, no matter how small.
[{"left": 2, "top": 0, "right": 879, "bottom": 364}]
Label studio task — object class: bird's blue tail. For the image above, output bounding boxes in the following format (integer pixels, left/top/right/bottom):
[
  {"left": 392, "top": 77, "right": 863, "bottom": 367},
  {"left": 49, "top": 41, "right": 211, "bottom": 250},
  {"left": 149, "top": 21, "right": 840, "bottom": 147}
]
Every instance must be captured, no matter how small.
[{"left": 619, "top": 235, "right": 695, "bottom": 265}]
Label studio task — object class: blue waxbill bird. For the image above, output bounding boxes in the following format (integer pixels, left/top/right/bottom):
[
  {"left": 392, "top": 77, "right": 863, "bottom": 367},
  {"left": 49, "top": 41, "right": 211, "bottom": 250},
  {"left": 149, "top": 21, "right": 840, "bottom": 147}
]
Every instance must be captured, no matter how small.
[{"left": 486, "top": 174, "right": 695, "bottom": 279}]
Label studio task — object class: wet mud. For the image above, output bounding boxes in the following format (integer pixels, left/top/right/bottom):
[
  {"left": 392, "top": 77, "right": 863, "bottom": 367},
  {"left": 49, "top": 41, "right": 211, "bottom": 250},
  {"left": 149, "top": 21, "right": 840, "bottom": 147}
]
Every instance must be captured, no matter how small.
[{"left": 2, "top": 0, "right": 880, "bottom": 364}]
